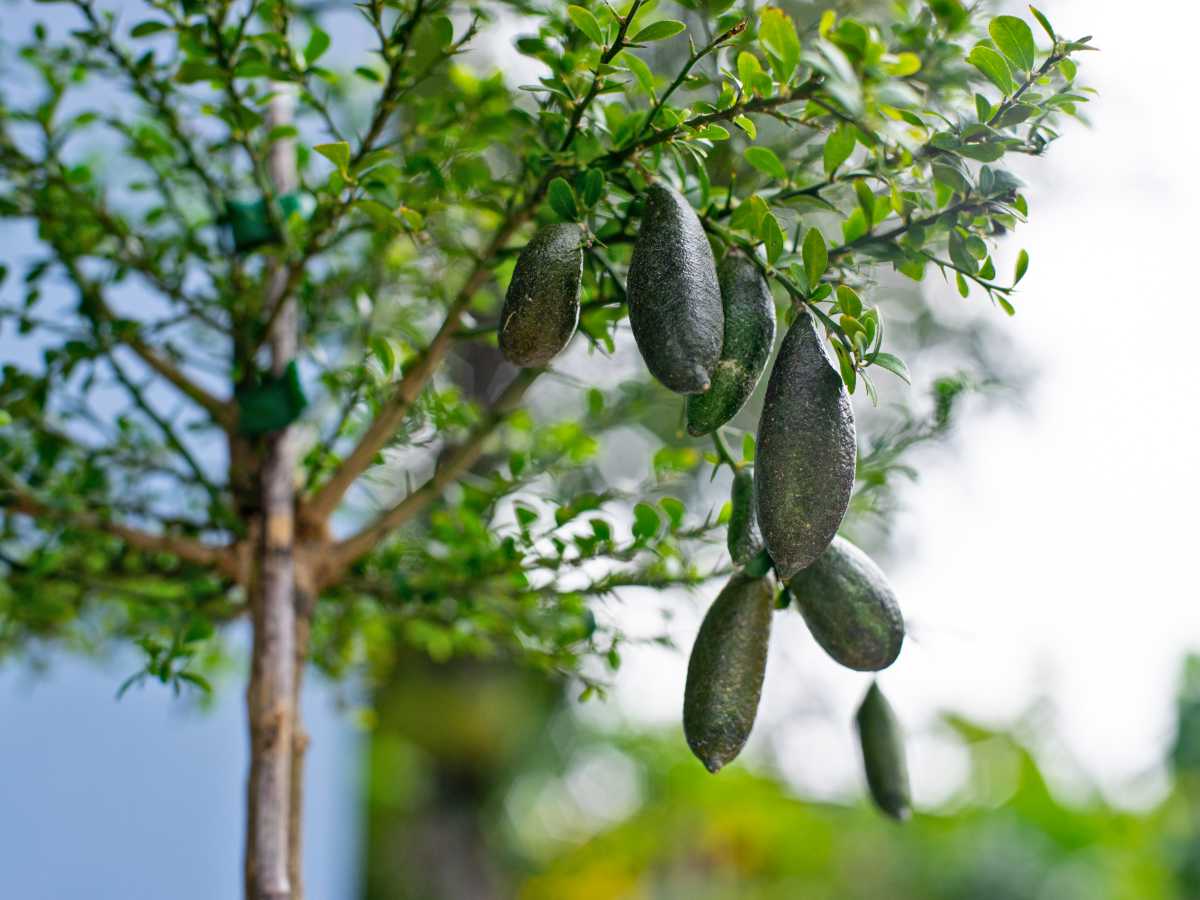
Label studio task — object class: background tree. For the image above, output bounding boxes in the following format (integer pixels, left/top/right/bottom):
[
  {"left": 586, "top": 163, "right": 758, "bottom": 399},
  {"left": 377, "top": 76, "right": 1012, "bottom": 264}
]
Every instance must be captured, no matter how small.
[{"left": 0, "top": 0, "right": 1093, "bottom": 897}]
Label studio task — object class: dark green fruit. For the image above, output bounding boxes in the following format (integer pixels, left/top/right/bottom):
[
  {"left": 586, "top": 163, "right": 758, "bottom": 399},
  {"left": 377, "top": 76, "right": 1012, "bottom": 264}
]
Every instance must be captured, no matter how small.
[
  {"left": 686, "top": 254, "right": 777, "bottom": 435},
  {"left": 727, "top": 468, "right": 764, "bottom": 567},
  {"left": 626, "top": 183, "right": 723, "bottom": 394},
  {"left": 498, "top": 223, "right": 584, "bottom": 367},
  {"left": 755, "top": 310, "right": 856, "bottom": 579},
  {"left": 788, "top": 536, "right": 903, "bottom": 671},
  {"left": 856, "top": 682, "right": 911, "bottom": 821},
  {"left": 683, "top": 573, "right": 774, "bottom": 773}
]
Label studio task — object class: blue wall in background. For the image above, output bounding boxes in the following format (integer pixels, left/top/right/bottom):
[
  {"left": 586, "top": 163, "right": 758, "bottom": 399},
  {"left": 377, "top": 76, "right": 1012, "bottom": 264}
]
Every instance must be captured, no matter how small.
[{"left": 0, "top": 641, "right": 362, "bottom": 900}]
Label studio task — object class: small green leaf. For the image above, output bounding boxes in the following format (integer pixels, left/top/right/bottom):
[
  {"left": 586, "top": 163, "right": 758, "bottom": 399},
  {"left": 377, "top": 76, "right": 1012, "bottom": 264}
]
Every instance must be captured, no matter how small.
[
  {"left": 432, "top": 16, "right": 454, "bottom": 47},
  {"left": 355, "top": 199, "right": 400, "bottom": 230},
  {"left": 314, "top": 141, "right": 351, "bottom": 178},
  {"left": 514, "top": 504, "right": 538, "bottom": 528},
  {"left": 568, "top": 5, "right": 604, "bottom": 45},
  {"left": 989, "top": 16, "right": 1036, "bottom": 72},
  {"left": 1014, "top": 248, "right": 1030, "bottom": 284},
  {"left": 632, "top": 502, "right": 661, "bottom": 540},
  {"left": 861, "top": 371, "right": 878, "bottom": 406},
  {"left": 834, "top": 343, "right": 857, "bottom": 393},
  {"left": 581, "top": 169, "right": 605, "bottom": 207},
  {"left": 1029, "top": 6, "right": 1055, "bottom": 41},
  {"left": 948, "top": 230, "right": 977, "bottom": 274},
  {"left": 633, "top": 20, "right": 686, "bottom": 42},
  {"left": 304, "top": 28, "right": 331, "bottom": 64},
  {"left": 835, "top": 284, "right": 862, "bottom": 317},
  {"left": 884, "top": 52, "right": 922, "bottom": 77},
  {"left": 758, "top": 7, "right": 801, "bottom": 81},
  {"left": 370, "top": 334, "right": 397, "bottom": 374},
  {"left": 742, "top": 432, "right": 756, "bottom": 461},
  {"left": 958, "top": 142, "right": 1005, "bottom": 163},
  {"left": 761, "top": 212, "right": 785, "bottom": 264},
  {"left": 823, "top": 123, "right": 856, "bottom": 175},
  {"left": 967, "top": 45, "right": 1016, "bottom": 95},
  {"left": 622, "top": 51, "right": 655, "bottom": 95},
  {"left": 130, "top": 20, "right": 169, "bottom": 37},
  {"left": 872, "top": 352, "right": 911, "bottom": 384},
  {"left": 841, "top": 208, "right": 868, "bottom": 244},
  {"left": 737, "top": 52, "right": 764, "bottom": 93},
  {"left": 975, "top": 93, "right": 992, "bottom": 122},
  {"left": 802, "top": 228, "right": 828, "bottom": 290},
  {"left": 175, "top": 61, "right": 223, "bottom": 83},
  {"left": 744, "top": 146, "right": 788, "bottom": 181},
  {"left": 660, "top": 496, "right": 686, "bottom": 528},
  {"left": 854, "top": 180, "right": 875, "bottom": 227},
  {"left": 548, "top": 177, "right": 578, "bottom": 221},
  {"left": 733, "top": 115, "right": 757, "bottom": 139},
  {"left": 956, "top": 271, "right": 970, "bottom": 297},
  {"left": 267, "top": 124, "right": 298, "bottom": 143}
]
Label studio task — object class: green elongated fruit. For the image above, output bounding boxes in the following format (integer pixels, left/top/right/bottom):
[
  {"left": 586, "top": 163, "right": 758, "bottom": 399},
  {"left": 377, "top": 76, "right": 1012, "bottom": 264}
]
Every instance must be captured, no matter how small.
[
  {"left": 856, "top": 682, "right": 912, "bottom": 821},
  {"left": 727, "top": 468, "right": 764, "bottom": 567},
  {"left": 755, "top": 310, "right": 856, "bottom": 579},
  {"left": 683, "top": 573, "right": 774, "bottom": 773},
  {"left": 626, "top": 183, "right": 723, "bottom": 394},
  {"left": 788, "top": 536, "right": 904, "bottom": 671},
  {"left": 498, "top": 223, "right": 584, "bottom": 367},
  {"left": 687, "top": 254, "right": 777, "bottom": 435}
]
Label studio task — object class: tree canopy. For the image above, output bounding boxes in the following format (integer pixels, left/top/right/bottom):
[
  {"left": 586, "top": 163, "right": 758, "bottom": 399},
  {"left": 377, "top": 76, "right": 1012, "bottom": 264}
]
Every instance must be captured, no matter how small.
[{"left": 0, "top": 0, "right": 1094, "bottom": 895}]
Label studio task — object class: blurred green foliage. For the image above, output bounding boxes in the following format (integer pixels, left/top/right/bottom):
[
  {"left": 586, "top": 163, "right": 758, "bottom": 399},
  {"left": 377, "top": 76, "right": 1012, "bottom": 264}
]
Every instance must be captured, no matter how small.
[
  {"left": 521, "top": 721, "right": 1173, "bottom": 900},
  {"left": 364, "top": 657, "right": 1200, "bottom": 900}
]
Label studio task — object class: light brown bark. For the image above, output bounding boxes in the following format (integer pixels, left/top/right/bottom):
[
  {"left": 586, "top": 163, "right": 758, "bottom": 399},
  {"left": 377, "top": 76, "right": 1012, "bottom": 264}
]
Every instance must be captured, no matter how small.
[
  {"left": 245, "top": 87, "right": 300, "bottom": 900},
  {"left": 288, "top": 581, "right": 315, "bottom": 900}
]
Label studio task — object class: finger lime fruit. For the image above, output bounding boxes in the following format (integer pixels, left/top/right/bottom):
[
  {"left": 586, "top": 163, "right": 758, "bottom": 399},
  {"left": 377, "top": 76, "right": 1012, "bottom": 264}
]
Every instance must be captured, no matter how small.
[
  {"left": 856, "top": 682, "right": 912, "bottom": 821},
  {"left": 683, "top": 573, "right": 774, "bottom": 773},
  {"left": 789, "top": 536, "right": 903, "bottom": 671},
  {"left": 755, "top": 310, "right": 856, "bottom": 579},
  {"left": 498, "top": 223, "right": 584, "bottom": 367},
  {"left": 686, "top": 253, "right": 776, "bottom": 435},
  {"left": 626, "top": 183, "right": 723, "bottom": 394},
  {"left": 727, "top": 468, "right": 765, "bottom": 567}
]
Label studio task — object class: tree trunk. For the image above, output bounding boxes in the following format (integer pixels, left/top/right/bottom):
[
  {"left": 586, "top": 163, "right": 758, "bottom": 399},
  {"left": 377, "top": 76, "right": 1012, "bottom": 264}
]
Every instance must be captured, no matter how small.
[
  {"left": 288, "top": 583, "right": 315, "bottom": 900},
  {"left": 245, "top": 87, "right": 300, "bottom": 900}
]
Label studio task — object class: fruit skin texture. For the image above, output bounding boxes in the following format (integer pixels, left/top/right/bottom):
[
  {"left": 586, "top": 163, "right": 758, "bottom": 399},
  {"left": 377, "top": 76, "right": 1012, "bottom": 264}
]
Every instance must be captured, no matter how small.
[
  {"left": 788, "top": 536, "right": 904, "bottom": 671},
  {"left": 856, "top": 682, "right": 912, "bottom": 820},
  {"left": 727, "top": 468, "right": 765, "bottom": 567},
  {"left": 683, "top": 573, "right": 774, "bottom": 773},
  {"left": 687, "top": 253, "right": 777, "bottom": 435},
  {"left": 498, "top": 223, "right": 584, "bottom": 367},
  {"left": 626, "top": 183, "right": 723, "bottom": 394},
  {"left": 755, "top": 310, "right": 856, "bottom": 579}
]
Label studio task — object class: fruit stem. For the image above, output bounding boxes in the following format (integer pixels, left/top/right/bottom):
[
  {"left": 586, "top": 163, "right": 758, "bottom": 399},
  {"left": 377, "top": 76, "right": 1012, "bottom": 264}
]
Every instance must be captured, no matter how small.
[{"left": 712, "top": 428, "right": 741, "bottom": 471}]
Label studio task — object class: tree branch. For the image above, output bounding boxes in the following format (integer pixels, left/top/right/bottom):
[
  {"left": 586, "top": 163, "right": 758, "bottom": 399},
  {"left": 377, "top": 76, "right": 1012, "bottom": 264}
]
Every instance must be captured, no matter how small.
[
  {"left": 106, "top": 354, "right": 226, "bottom": 509},
  {"left": 301, "top": 176, "right": 550, "bottom": 526},
  {"left": 323, "top": 367, "right": 541, "bottom": 578},
  {"left": 559, "top": 0, "right": 645, "bottom": 151},
  {"left": 55, "top": 254, "right": 237, "bottom": 430},
  {"left": 1, "top": 479, "right": 236, "bottom": 577},
  {"left": 629, "top": 19, "right": 747, "bottom": 145}
]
